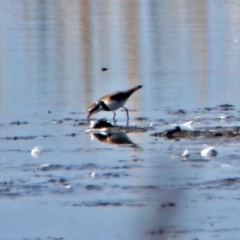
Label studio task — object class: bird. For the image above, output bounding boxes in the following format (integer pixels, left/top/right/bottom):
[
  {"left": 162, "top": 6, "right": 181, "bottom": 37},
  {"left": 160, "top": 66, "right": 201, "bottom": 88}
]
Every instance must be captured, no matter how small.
[{"left": 87, "top": 85, "right": 143, "bottom": 119}]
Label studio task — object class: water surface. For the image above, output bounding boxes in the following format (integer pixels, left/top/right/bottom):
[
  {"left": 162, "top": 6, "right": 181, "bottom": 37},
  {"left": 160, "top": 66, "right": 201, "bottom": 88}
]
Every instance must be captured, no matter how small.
[{"left": 1, "top": 1, "right": 240, "bottom": 239}]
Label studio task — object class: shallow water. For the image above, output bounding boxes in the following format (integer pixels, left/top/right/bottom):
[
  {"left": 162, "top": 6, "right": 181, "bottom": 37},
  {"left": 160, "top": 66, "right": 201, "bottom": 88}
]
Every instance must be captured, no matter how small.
[{"left": 1, "top": 1, "right": 240, "bottom": 240}]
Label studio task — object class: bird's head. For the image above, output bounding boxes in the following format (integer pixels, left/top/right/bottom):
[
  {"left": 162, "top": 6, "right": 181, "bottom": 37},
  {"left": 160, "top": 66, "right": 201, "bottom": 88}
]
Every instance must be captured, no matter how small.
[{"left": 87, "top": 101, "right": 101, "bottom": 118}]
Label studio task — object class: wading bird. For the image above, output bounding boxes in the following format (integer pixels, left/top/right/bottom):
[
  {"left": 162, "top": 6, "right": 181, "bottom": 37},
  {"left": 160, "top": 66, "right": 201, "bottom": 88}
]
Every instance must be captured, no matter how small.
[{"left": 87, "top": 85, "right": 143, "bottom": 120}]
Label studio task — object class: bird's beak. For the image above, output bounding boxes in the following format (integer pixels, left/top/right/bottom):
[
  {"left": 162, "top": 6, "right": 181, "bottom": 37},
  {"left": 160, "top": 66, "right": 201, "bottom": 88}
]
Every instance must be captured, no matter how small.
[{"left": 87, "top": 112, "right": 92, "bottom": 119}]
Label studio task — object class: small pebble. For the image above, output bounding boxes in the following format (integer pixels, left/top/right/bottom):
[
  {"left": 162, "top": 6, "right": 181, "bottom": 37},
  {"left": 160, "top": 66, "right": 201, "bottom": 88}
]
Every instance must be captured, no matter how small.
[
  {"left": 31, "top": 146, "right": 43, "bottom": 158},
  {"left": 201, "top": 146, "right": 217, "bottom": 157}
]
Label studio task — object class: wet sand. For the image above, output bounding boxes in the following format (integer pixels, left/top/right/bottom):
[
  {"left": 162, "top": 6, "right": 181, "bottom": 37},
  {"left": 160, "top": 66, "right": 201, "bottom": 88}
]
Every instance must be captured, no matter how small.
[{"left": 1, "top": 106, "right": 240, "bottom": 239}]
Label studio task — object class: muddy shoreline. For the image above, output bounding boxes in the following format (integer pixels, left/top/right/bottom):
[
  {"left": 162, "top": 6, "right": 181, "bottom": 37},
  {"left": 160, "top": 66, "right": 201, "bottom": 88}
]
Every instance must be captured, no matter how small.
[{"left": 151, "top": 126, "right": 240, "bottom": 139}]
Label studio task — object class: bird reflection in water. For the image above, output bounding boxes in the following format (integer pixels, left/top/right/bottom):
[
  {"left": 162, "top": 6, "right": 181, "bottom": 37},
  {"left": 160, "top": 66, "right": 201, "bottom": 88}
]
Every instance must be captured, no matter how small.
[
  {"left": 86, "top": 118, "right": 139, "bottom": 148},
  {"left": 92, "top": 132, "right": 137, "bottom": 147}
]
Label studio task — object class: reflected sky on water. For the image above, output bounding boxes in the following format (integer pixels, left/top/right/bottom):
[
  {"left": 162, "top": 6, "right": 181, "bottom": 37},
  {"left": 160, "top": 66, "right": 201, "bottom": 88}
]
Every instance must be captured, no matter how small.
[{"left": 1, "top": 0, "right": 240, "bottom": 119}]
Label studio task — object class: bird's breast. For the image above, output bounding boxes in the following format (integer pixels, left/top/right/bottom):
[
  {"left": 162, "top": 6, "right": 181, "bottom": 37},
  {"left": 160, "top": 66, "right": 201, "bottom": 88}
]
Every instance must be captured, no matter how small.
[{"left": 102, "top": 99, "right": 126, "bottom": 111}]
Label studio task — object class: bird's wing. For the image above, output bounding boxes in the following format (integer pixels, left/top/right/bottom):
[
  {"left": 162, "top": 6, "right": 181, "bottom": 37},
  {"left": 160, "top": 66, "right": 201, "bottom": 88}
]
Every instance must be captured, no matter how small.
[{"left": 100, "top": 91, "right": 129, "bottom": 102}]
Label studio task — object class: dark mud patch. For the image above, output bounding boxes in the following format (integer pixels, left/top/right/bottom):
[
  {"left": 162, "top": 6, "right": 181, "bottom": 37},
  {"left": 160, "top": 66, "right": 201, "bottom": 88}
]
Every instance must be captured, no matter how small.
[
  {"left": 24, "top": 163, "right": 141, "bottom": 172},
  {"left": 10, "top": 121, "right": 28, "bottom": 125},
  {"left": 167, "top": 109, "right": 186, "bottom": 115},
  {"left": 134, "top": 117, "right": 149, "bottom": 121},
  {"left": 219, "top": 103, "right": 235, "bottom": 110},
  {"left": 0, "top": 134, "right": 53, "bottom": 141},
  {"left": 101, "top": 172, "right": 129, "bottom": 178},
  {"left": 0, "top": 165, "right": 159, "bottom": 202},
  {"left": 52, "top": 117, "right": 88, "bottom": 127},
  {"left": 199, "top": 177, "right": 240, "bottom": 190},
  {"left": 23, "top": 237, "right": 64, "bottom": 240},
  {"left": 147, "top": 227, "right": 240, "bottom": 238},
  {"left": 72, "top": 200, "right": 145, "bottom": 207},
  {"left": 1, "top": 136, "right": 37, "bottom": 140},
  {"left": 65, "top": 133, "right": 78, "bottom": 137},
  {"left": 184, "top": 177, "right": 240, "bottom": 196},
  {"left": 151, "top": 126, "right": 240, "bottom": 139},
  {"left": 73, "top": 122, "right": 88, "bottom": 127},
  {"left": 160, "top": 202, "right": 176, "bottom": 208},
  {"left": 0, "top": 179, "right": 159, "bottom": 203},
  {"left": 85, "top": 185, "right": 103, "bottom": 191},
  {"left": 0, "top": 162, "right": 146, "bottom": 199}
]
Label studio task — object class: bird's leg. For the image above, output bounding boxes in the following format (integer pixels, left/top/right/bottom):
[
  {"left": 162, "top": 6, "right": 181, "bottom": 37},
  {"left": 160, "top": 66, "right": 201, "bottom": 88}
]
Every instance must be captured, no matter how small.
[
  {"left": 113, "top": 111, "right": 116, "bottom": 119},
  {"left": 113, "top": 111, "right": 117, "bottom": 126},
  {"left": 122, "top": 106, "right": 129, "bottom": 119}
]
